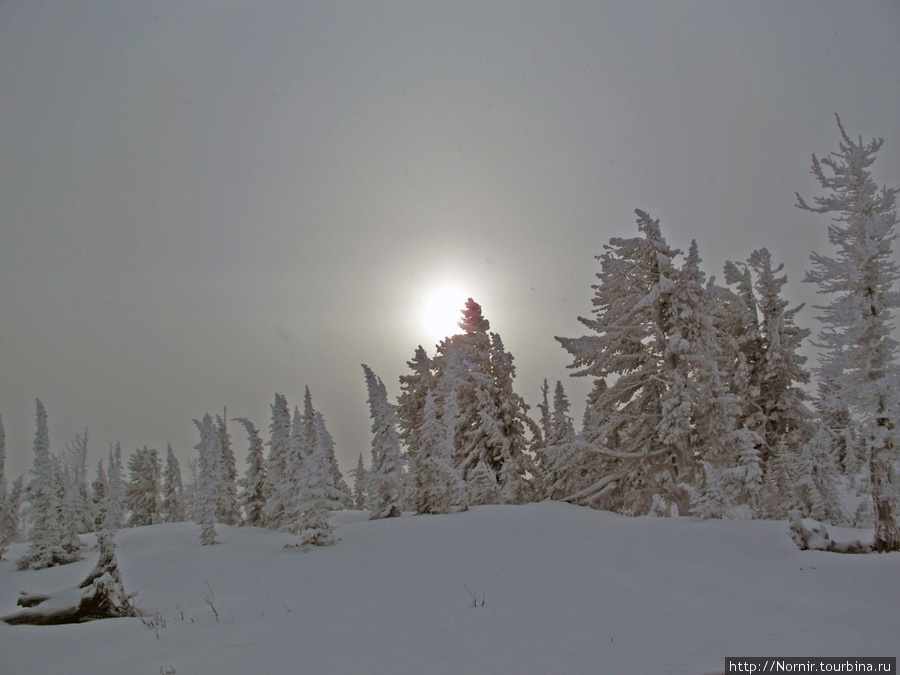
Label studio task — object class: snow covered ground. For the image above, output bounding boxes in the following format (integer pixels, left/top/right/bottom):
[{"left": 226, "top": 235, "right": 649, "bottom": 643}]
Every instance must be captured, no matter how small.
[{"left": 1, "top": 502, "right": 897, "bottom": 674}]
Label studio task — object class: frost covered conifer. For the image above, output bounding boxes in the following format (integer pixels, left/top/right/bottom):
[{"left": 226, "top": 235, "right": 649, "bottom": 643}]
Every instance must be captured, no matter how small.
[
  {"left": 235, "top": 417, "right": 268, "bottom": 527},
  {"left": 215, "top": 412, "right": 240, "bottom": 526},
  {"left": 314, "top": 409, "right": 352, "bottom": 508},
  {"left": 279, "top": 406, "right": 308, "bottom": 534},
  {"left": 91, "top": 461, "right": 108, "bottom": 532},
  {"left": 106, "top": 443, "right": 125, "bottom": 531},
  {"left": 724, "top": 249, "right": 822, "bottom": 517},
  {"left": 431, "top": 299, "right": 533, "bottom": 502},
  {"left": 362, "top": 364, "right": 403, "bottom": 518},
  {"left": 193, "top": 414, "right": 220, "bottom": 546},
  {"left": 17, "top": 399, "right": 81, "bottom": 570},
  {"left": 557, "top": 213, "right": 696, "bottom": 512},
  {"left": 410, "top": 392, "right": 468, "bottom": 514},
  {"left": 61, "top": 429, "right": 94, "bottom": 536},
  {"left": 125, "top": 447, "right": 161, "bottom": 527},
  {"left": 290, "top": 411, "right": 344, "bottom": 548},
  {"left": 467, "top": 459, "right": 499, "bottom": 506},
  {"left": 348, "top": 453, "right": 368, "bottom": 511},
  {"left": 262, "top": 393, "right": 291, "bottom": 529},
  {"left": 797, "top": 117, "right": 900, "bottom": 550},
  {"left": 161, "top": 444, "right": 186, "bottom": 523}
]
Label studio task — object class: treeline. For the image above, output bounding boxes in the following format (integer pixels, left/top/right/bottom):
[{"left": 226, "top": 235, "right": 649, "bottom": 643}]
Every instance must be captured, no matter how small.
[{"left": 1, "top": 116, "right": 898, "bottom": 565}]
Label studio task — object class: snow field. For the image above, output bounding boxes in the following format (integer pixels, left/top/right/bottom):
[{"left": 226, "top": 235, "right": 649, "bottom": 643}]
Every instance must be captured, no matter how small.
[{"left": 1, "top": 502, "right": 898, "bottom": 675}]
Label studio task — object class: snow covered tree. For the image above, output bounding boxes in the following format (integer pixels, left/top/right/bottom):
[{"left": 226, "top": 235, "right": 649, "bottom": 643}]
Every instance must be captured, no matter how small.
[
  {"left": 431, "top": 299, "right": 533, "bottom": 502},
  {"left": 61, "top": 429, "right": 94, "bottom": 535},
  {"left": 106, "top": 443, "right": 125, "bottom": 531},
  {"left": 91, "top": 461, "right": 108, "bottom": 532},
  {"left": 193, "top": 414, "right": 220, "bottom": 546},
  {"left": 214, "top": 412, "right": 240, "bottom": 526},
  {"left": 397, "top": 346, "right": 434, "bottom": 484},
  {"left": 348, "top": 453, "right": 368, "bottom": 510},
  {"left": 278, "top": 406, "right": 308, "bottom": 534},
  {"left": 724, "top": 248, "right": 828, "bottom": 518},
  {"left": 6, "top": 474, "right": 24, "bottom": 545},
  {"left": 125, "top": 447, "right": 161, "bottom": 527},
  {"left": 183, "top": 458, "right": 199, "bottom": 521},
  {"left": 797, "top": 116, "right": 900, "bottom": 551},
  {"left": 17, "top": 399, "right": 81, "bottom": 570},
  {"left": 362, "top": 364, "right": 403, "bottom": 518},
  {"left": 235, "top": 417, "right": 268, "bottom": 527},
  {"left": 557, "top": 212, "right": 692, "bottom": 512},
  {"left": 410, "top": 391, "right": 468, "bottom": 514},
  {"left": 315, "top": 410, "right": 352, "bottom": 508},
  {"left": 161, "top": 444, "right": 186, "bottom": 523},
  {"left": 467, "top": 459, "right": 499, "bottom": 506},
  {"left": 289, "top": 411, "right": 344, "bottom": 547},
  {"left": 557, "top": 212, "right": 754, "bottom": 515},
  {"left": 262, "top": 393, "right": 292, "bottom": 529}
]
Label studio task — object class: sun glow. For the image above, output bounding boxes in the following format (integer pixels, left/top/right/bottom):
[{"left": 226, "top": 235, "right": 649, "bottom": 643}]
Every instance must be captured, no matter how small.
[{"left": 423, "top": 286, "right": 469, "bottom": 342}]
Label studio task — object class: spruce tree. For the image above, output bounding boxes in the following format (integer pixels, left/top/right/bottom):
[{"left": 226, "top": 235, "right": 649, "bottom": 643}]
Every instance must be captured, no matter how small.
[
  {"left": 125, "top": 447, "right": 161, "bottom": 527},
  {"left": 362, "top": 364, "right": 403, "bottom": 519},
  {"left": 193, "top": 414, "right": 220, "bottom": 546},
  {"left": 61, "top": 429, "right": 94, "bottom": 535},
  {"left": 431, "top": 299, "right": 533, "bottom": 502},
  {"left": 262, "top": 393, "right": 292, "bottom": 529},
  {"left": 235, "top": 417, "right": 268, "bottom": 527},
  {"left": 797, "top": 116, "right": 900, "bottom": 550},
  {"left": 291, "top": 411, "right": 344, "bottom": 547},
  {"left": 349, "top": 453, "right": 368, "bottom": 511},
  {"left": 215, "top": 412, "right": 240, "bottom": 526},
  {"left": 161, "top": 444, "right": 186, "bottom": 523},
  {"left": 106, "top": 443, "right": 125, "bottom": 531},
  {"left": 410, "top": 392, "right": 468, "bottom": 514},
  {"left": 17, "top": 399, "right": 81, "bottom": 570}
]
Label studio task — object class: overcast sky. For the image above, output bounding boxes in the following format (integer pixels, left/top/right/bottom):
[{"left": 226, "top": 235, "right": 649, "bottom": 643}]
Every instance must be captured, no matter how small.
[{"left": 2, "top": 1, "right": 899, "bottom": 481}]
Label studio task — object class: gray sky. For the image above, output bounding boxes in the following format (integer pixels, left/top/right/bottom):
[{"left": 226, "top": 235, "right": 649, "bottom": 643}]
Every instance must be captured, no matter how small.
[{"left": 2, "top": 1, "right": 899, "bottom": 481}]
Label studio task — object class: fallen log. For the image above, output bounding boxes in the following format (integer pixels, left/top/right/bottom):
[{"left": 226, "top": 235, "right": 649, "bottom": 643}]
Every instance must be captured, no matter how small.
[{"left": 2, "top": 530, "right": 139, "bottom": 626}]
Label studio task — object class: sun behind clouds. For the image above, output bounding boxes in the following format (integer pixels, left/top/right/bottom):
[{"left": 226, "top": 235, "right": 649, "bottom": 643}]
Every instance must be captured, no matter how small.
[{"left": 423, "top": 286, "right": 469, "bottom": 343}]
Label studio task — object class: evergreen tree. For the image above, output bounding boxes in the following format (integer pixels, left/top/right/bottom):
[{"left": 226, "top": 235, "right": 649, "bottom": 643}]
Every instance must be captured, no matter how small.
[
  {"left": 235, "top": 417, "right": 268, "bottom": 527},
  {"left": 106, "top": 443, "right": 125, "bottom": 531},
  {"left": 183, "top": 458, "right": 199, "bottom": 521},
  {"left": 315, "top": 410, "right": 352, "bottom": 508},
  {"left": 290, "top": 411, "right": 344, "bottom": 547},
  {"left": 410, "top": 391, "right": 468, "bottom": 514},
  {"left": 17, "top": 399, "right": 81, "bottom": 570},
  {"left": 161, "top": 444, "right": 186, "bottom": 523},
  {"left": 797, "top": 117, "right": 900, "bottom": 551},
  {"left": 279, "top": 406, "right": 308, "bottom": 535},
  {"left": 432, "top": 299, "right": 533, "bottom": 501},
  {"left": 397, "top": 346, "right": 434, "bottom": 482},
  {"left": 467, "top": 459, "right": 499, "bottom": 506},
  {"left": 362, "top": 364, "right": 403, "bottom": 519},
  {"left": 61, "top": 428, "right": 94, "bottom": 535},
  {"left": 215, "top": 412, "right": 240, "bottom": 526},
  {"left": 556, "top": 212, "right": 690, "bottom": 512},
  {"left": 262, "top": 393, "right": 292, "bottom": 529},
  {"left": 91, "top": 460, "right": 108, "bottom": 532},
  {"left": 349, "top": 453, "right": 368, "bottom": 511},
  {"left": 125, "top": 447, "right": 161, "bottom": 527},
  {"left": 193, "top": 414, "right": 220, "bottom": 546}
]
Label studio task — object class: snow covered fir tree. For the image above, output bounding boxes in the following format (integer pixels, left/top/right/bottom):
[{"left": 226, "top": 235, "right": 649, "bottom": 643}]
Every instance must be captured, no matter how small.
[{"left": 796, "top": 116, "right": 900, "bottom": 552}]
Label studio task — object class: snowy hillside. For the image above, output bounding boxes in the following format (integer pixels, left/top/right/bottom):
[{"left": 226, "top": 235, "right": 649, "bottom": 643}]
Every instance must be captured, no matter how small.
[{"left": 1, "top": 502, "right": 898, "bottom": 675}]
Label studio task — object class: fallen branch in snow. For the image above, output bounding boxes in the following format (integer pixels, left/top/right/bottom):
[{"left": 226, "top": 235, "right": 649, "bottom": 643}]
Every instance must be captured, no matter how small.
[
  {"left": 1, "top": 530, "right": 139, "bottom": 626},
  {"left": 788, "top": 512, "right": 873, "bottom": 554}
]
